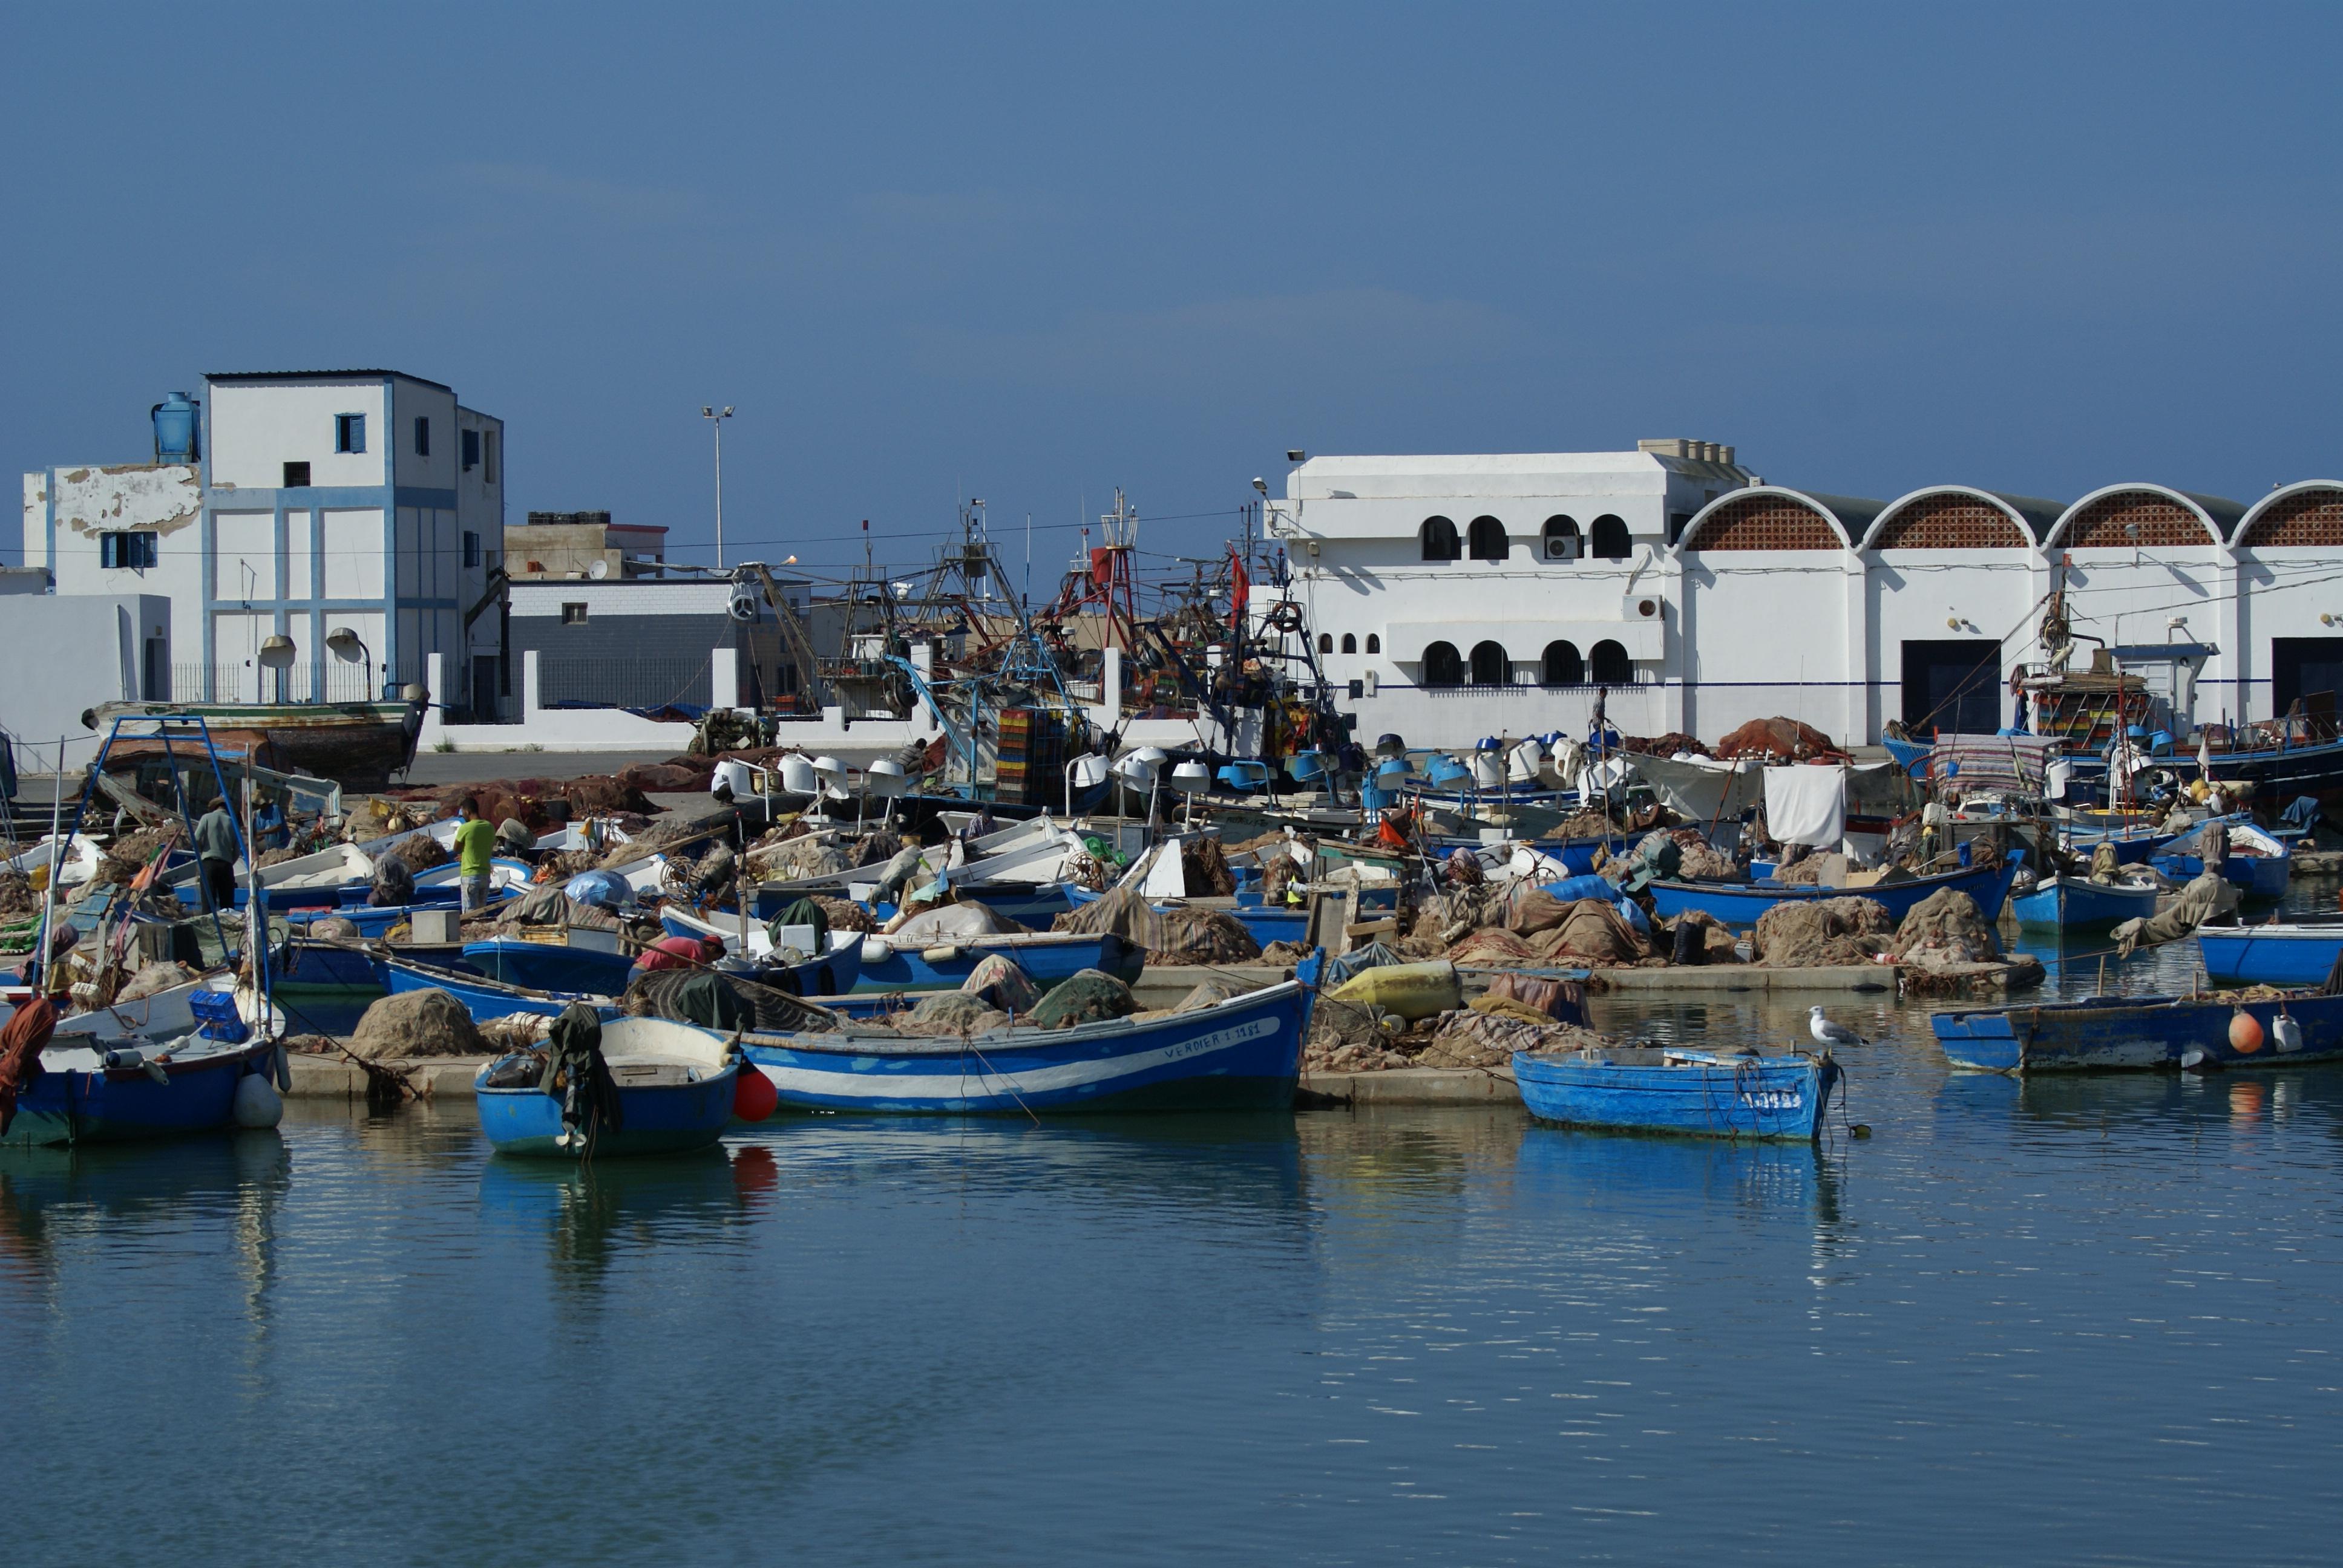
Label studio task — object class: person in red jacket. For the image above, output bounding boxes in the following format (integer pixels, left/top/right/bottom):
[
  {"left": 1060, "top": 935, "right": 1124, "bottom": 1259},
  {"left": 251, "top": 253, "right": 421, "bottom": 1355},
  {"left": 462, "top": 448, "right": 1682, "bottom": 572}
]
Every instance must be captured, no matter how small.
[{"left": 634, "top": 934, "right": 725, "bottom": 974}]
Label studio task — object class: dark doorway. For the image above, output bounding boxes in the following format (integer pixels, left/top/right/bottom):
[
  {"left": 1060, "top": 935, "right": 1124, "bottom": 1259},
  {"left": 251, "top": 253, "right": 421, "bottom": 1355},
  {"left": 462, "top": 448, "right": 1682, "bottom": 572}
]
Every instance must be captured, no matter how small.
[
  {"left": 1901, "top": 639, "right": 2001, "bottom": 734},
  {"left": 471, "top": 656, "right": 501, "bottom": 722},
  {"left": 2272, "top": 637, "right": 2343, "bottom": 720}
]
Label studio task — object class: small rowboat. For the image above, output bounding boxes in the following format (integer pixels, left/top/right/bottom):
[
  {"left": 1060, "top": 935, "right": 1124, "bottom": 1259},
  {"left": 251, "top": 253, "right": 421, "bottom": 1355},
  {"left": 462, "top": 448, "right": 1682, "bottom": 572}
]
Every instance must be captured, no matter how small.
[
  {"left": 463, "top": 929, "right": 634, "bottom": 994},
  {"left": 1513, "top": 1047, "right": 1839, "bottom": 1142},
  {"left": 1, "top": 1034, "right": 283, "bottom": 1147},
  {"left": 740, "top": 962, "right": 1320, "bottom": 1114},
  {"left": 2197, "top": 923, "right": 2343, "bottom": 987},
  {"left": 1932, "top": 991, "right": 2343, "bottom": 1072},
  {"left": 1645, "top": 852, "right": 2024, "bottom": 930},
  {"left": 475, "top": 1017, "right": 738, "bottom": 1158},
  {"left": 2152, "top": 820, "right": 2292, "bottom": 901},
  {"left": 2008, "top": 874, "right": 2161, "bottom": 930}
]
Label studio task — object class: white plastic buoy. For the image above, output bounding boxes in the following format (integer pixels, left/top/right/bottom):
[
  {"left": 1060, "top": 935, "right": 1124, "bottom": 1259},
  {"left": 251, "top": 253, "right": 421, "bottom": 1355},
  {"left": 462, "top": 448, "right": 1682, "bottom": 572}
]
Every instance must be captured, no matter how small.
[
  {"left": 862, "top": 935, "right": 891, "bottom": 965},
  {"left": 233, "top": 1072, "right": 284, "bottom": 1129},
  {"left": 2274, "top": 1011, "right": 2305, "bottom": 1054}
]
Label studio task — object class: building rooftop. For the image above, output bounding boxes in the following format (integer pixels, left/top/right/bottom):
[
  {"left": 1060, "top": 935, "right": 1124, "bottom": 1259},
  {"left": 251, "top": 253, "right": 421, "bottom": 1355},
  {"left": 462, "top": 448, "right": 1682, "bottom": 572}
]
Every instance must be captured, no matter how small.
[{"left": 205, "top": 369, "right": 456, "bottom": 393}]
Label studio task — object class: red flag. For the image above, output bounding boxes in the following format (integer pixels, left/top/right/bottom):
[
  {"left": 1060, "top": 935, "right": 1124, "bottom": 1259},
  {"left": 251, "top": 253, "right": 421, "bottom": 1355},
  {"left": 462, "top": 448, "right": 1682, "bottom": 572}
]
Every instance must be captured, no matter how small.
[{"left": 1229, "top": 546, "right": 1250, "bottom": 634}]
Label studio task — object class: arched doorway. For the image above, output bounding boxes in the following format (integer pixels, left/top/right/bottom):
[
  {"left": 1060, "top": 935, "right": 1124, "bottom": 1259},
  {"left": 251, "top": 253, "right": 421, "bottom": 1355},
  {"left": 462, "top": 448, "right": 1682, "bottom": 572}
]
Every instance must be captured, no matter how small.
[
  {"left": 1469, "top": 641, "right": 1510, "bottom": 687},
  {"left": 1542, "top": 640, "right": 1583, "bottom": 686},
  {"left": 1422, "top": 641, "right": 1462, "bottom": 687}
]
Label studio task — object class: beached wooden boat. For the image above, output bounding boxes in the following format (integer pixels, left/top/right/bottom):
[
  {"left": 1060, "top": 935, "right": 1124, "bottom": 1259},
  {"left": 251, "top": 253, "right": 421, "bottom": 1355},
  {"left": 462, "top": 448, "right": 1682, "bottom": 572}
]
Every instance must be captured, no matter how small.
[
  {"left": 1645, "top": 853, "right": 2024, "bottom": 930},
  {"left": 739, "top": 965, "right": 1316, "bottom": 1113},
  {"left": 2195, "top": 924, "right": 2343, "bottom": 987},
  {"left": 1513, "top": 1047, "right": 1838, "bottom": 1141},
  {"left": 2008, "top": 874, "right": 2162, "bottom": 930},
  {"left": 475, "top": 1018, "right": 738, "bottom": 1157},
  {"left": 90, "top": 697, "right": 422, "bottom": 790},
  {"left": 1932, "top": 990, "right": 2343, "bottom": 1072}
]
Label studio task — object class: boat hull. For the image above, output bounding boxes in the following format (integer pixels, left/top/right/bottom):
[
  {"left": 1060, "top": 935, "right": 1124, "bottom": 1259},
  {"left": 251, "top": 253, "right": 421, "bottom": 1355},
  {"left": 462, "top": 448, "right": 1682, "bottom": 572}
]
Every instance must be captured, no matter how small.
[
  {"left": 463, "top": 936, "right": 635, "bottom": 995},
  {"left": 2196, "top": 926, "right": 2343, "bottom": 988},
  {"left": 2152, "top": 852, "right": 2292, "bottom": 901},
  {"left": 1932, "top": 992, "right": 2343, "bottom": 1072},
  {"left": 2009, "top": 876, "right": 2161, "bottom": 930},
  {"left": 741, "top": 975, "right": 1314, "bottom": 1114},
  {"left": 1646, "top": 854, "right": 2022, "bottom": 930},
  {"left": 856, "top": 932, "right": 1142, "bottom": 993},
  {"left": 382, "top": 956, "right": 618, "bottom": 1022},
  {"left": 476, "top": 1068, "right": 738, "bottom": 1157},
  {"left": 1513, "top": 1052, "right": 1834, "bottom": 1142},
  {"left": 1, "top": 1040, "right": 278, "bottom": 1148}
]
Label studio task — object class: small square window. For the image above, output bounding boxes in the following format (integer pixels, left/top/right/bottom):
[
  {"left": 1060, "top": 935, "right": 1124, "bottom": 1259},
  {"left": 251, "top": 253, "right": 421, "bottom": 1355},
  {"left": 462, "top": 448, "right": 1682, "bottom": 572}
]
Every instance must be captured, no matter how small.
[
  {"left": 561, "top": 603, "right": 588, "bottom": 626},
  {"left": 283, "top": 461, "right": 311, "bottom": 488},
  {"left": 462, "top": 429, "right": 480, "bottom": 471},
  {"left": 100, "top": 531, "right": 158, "bottom": 569},
  {"left": 414, "top": 416, "right": 430, "bottom": 457},
  {"left": 463, "top": 531, "right": 480, "bottom": 569},
  {"left": 334, "top": 413, "right": 366, "bottom": 453}
]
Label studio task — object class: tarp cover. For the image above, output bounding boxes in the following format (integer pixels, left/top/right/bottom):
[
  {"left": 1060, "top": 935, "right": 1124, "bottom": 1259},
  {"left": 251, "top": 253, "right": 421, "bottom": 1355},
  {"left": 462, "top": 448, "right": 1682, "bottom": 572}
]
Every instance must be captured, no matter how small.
[
  {"left": 886, "top": 901, "right": 1020, "bottom": 944},
  {"left": 1628, "top": 754, "right": 1765, "bottom": 824},
  {"left": 1763, "top": 765, "right": 1847, "bottom": 849}
]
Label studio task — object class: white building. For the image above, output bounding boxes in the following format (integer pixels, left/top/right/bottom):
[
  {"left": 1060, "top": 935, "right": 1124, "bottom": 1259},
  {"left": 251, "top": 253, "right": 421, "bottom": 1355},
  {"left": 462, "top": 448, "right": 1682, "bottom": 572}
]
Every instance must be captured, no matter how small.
[
  {"left": 1267, "top": 443, "right": 2343, "bottom": 749},
  {"left": 21, "top": 370, "right": 508, "bottom": 719}
]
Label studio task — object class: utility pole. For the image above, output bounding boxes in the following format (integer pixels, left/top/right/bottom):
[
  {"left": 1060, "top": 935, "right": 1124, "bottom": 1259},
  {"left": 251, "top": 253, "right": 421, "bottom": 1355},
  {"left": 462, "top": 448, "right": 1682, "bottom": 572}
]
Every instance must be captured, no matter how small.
[{"left": 701, "top": 405, "right": 733, "bottom": 568}]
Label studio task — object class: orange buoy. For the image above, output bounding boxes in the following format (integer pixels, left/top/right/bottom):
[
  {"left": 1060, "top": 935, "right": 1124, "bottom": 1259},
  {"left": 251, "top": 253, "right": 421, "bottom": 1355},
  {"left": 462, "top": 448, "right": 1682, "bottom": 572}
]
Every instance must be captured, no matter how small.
[
  {"left": 733, "top": 1064, "right": 780, "bottom": 1122},
  {"left": 2229, "top": 1008, "right": 2265, "bottom": 1054}
]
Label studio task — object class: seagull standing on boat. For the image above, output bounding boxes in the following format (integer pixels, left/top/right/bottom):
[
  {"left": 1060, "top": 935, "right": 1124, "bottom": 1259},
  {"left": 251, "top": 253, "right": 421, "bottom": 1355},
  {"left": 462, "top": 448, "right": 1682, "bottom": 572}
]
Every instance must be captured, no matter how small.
[{"left": 1809, "top": 1006, "right": 1869, "bottom": 1049}]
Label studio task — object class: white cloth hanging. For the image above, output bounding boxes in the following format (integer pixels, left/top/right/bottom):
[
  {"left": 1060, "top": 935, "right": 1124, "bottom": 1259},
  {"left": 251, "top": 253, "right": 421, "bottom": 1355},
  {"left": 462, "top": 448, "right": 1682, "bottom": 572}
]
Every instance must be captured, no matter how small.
[{"left": 1763, "top": 765, "right": 1847, "bottom": 849}]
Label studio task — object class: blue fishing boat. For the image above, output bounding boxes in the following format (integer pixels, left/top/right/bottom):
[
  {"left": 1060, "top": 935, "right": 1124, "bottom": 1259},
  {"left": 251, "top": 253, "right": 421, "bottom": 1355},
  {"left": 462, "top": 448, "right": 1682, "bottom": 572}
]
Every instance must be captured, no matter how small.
[
  {"left": 740, "top": 961, "right": 1319, "bottom": 1114},
  {"left": 2, "top": 1027, "right": 281, "bottom": 1148},
  {"left": 1645, "top": 852, "right": 2024, "bottom": 930},
  {"left": 2008, "top": 875, "right": 2162, "bottom": 930},
  {"left": 463, "top": 930, "right": 636, "bottom": 994},
  {"left": 2058, "top": 822, "right": 2174, "bottom": 866},
  {"left": 2197, "top": 923, "right": 2343, "bottom": 987},
  {"left": 653, "top": 908, "right": 868, "bottom": 995},
  {"left": 476, "top": 1017, "right": 739, "bottom": 1158},
  {"left": 854, "top": 930, "right": 1142, "bottom": 993},
  {"left": 382, "top": 955, "right": 620, "bottom": 1022},
  {"left": 1063, "top": 884, "right": 1306, "bottom": 949},
  {"left": 1513, "top": 1046, "right": 1839, "bottom": 1142},
  {"left": 1932, "top": 990, "right": 2343, "bottom": 1071},
  {"left": 2152, "top": 820, "right": 2291, "bottom": 901}
]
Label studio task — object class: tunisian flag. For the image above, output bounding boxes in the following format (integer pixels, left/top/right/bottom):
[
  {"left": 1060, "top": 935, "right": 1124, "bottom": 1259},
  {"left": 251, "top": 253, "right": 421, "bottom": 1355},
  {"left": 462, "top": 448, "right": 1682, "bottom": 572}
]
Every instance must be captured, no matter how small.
[{"left": 1229, "top": 546, "right": 1250, "bottom": 635}]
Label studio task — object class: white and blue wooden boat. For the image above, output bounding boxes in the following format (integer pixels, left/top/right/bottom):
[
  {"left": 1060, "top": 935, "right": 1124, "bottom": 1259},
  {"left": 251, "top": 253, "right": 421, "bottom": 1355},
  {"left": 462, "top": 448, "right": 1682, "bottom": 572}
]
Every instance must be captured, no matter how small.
[
  {"left": 2008, "top": 875, "right": 2163, "bottom": 930},
  {"left": 854, "top": 930, "right": 1144, "bottom": 993},
  {"left": 463, "top": 928, "right": 634, "bottom": 994},
  {"left": 1, "top": 1034, "right": 282, "bottom": 1147},
  {"left": 1932, "top": 990, "right": 2343, "bottom": 1072},
  {"left": 2197, "top": 923, "right": 2343, "bottom": 987},
  {"left": 1063, "top": 883, "right": 1306, "bottom": 949},
  {"left": 476, "top": 1018, "right": 738, "bottom": 1158},
  {"left": 1513, "top": 1047, "right": 1839, "bottom": 1142},
  {"left": 1645, "top": 852, "right": 2024, "bottom": 930},
  {"left": 2152, "top": 820, "right": 2290, "bottom": 900},
  {"left": 382, "top": 955, "right": 619, "bottom": 1022},
  {"left": 654, "top": 906, "right": 868, "bottom": 993},
  {"left": 740, "top": 960, "right": 1319, "bottom": 1114},
  {"left": 2058, "top": 822, "right": 2175, "bottom": 866}
]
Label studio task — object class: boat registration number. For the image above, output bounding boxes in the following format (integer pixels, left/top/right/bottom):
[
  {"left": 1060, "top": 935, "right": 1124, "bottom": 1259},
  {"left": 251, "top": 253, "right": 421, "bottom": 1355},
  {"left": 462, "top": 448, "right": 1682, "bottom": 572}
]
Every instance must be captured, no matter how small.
[{"left": 1737, "top": 1091, "right": 1803, "bottom": 1110}]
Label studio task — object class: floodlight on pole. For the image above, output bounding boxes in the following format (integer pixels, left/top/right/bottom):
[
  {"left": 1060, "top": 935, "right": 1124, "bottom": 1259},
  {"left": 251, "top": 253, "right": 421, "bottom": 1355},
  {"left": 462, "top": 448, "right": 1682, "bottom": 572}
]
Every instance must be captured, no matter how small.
[{"left": 703, "top": 405, "right": 735, "bottom": 568}]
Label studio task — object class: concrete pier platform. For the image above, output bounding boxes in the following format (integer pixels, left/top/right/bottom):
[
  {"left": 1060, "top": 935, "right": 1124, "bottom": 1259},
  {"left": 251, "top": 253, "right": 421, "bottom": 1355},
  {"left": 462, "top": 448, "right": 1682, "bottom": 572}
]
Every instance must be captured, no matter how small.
[
  {"left": 1299, "top": 1067, "right": 1524, "bottom": 1107},
  {"left": 286, "top": 1054, "right": 488, "bottom": 1099}
]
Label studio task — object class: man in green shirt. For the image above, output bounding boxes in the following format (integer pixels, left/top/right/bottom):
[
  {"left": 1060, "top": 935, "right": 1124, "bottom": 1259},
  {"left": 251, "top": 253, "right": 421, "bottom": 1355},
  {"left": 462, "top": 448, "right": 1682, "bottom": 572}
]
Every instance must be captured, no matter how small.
[{"left": 453, "top": 797, "right": 496, "bottom": 914}]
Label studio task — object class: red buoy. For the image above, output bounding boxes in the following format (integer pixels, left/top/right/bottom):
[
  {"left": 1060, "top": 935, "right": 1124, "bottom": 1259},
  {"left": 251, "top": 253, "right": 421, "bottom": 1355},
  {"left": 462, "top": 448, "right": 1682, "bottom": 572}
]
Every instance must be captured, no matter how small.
[
  {"left": 733, "top": 1065, "right": 779, "bottom": 1122},
  {"left": 2229, "top": 1009, "right": 2265, "bottom": 1054}
]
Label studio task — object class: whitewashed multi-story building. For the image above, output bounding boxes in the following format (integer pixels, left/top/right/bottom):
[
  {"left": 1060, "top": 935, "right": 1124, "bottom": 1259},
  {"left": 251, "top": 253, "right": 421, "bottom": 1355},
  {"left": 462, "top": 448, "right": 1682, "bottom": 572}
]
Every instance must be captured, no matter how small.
[
  {"left": 21, "top": 370, "right": 508, "bottom": 718},
  {"left": 1266, "top": 442, "right": 2343, "bottom": 749}
]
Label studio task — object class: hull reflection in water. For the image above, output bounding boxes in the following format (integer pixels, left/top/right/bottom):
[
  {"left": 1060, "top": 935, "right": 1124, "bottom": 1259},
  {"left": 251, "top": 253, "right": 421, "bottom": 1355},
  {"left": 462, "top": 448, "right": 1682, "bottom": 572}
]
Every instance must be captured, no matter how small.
[{"left": 1515, "top": 1119, "right": 1841, "bottom": 1226}]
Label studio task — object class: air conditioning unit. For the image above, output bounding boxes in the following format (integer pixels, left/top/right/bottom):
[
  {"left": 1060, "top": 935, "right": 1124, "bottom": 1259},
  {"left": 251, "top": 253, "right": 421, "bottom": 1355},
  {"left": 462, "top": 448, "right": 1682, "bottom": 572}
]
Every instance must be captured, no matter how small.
[
  {"left": 1622, "top": 595, "right": 1662, "bottom": 621},
  {"left": 1545, "top": 535, "right": 1581, "bottom": 561}
]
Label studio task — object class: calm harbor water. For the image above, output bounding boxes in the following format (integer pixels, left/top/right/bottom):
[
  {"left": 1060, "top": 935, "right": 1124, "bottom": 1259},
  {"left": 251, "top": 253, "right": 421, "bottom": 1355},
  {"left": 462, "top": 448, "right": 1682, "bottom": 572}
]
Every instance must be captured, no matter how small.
[{"left": 6, "top": 893, "right": 2341, "bottom": 1563}]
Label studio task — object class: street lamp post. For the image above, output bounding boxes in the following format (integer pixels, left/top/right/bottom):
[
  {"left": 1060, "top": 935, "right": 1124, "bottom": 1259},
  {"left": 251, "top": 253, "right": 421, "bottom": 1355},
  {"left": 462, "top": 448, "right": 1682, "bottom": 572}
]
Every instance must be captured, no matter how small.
[{"left": 702, "top": 405, "right": 735, "bottom": 568}]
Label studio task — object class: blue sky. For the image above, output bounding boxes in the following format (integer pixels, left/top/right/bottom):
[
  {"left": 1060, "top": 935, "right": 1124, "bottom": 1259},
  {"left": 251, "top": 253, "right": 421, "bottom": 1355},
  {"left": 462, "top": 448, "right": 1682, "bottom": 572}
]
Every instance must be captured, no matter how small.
[{"left": 4, "top": 4, "right": 2336, "bottom": 581}]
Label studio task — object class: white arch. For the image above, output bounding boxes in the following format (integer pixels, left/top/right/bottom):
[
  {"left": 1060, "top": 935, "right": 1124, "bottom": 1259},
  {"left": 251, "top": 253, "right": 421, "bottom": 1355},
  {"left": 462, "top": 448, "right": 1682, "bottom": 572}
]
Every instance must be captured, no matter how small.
[
  {"left": 1669, "top": 485, "right": 1870, "bottom": 557},
  {"left": 2045, "top": 483, "right": 2232, "bottom": 551},
  {"left": 2233, "top": 479, "right": 2343, "bottom": 552},
  {"left": 1856, "top": 485, "right": 2053, "bottom": 554}
]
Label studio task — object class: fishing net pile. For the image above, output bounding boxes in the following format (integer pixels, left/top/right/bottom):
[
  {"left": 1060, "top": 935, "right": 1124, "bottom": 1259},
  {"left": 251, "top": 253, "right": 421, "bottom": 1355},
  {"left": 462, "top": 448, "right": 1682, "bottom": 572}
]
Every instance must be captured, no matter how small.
[
  {"left": 0, "top": 872, "right": 36, "bottom": 918},
  {"left": 1027, "top": 969, "right": 1138, "bottom": 1030},
  {"left": 1890, "top": 889, "right": 2002, "bottom": 967},
  {"left": 1624, "top": 733, "right": 1709, "bottom": 758},
  {"left": 1180, "top": 836, "right": 1238, "bottom": 896},
  {"left": 1631, "top": 827, "right": 1732, "bottom": 881},
  {"left": 255, "top": 845, "right": 306, "bottom": 869},
  {"left": 350, "top": 988, "right": 484, "bottom": 1059},
  {"left": 385, "top": 834, "right": 451, "bottom": 874},
  {"left": 621, "top": 967, "right": 838, "bottom": 1033},
  {"left": 888, "top": 991, "right": 1011, "bottom": 1037},
  {"left": 1752, "top": 895, "right": 1893, "bottom": 966},
  {"left": 1714, "top": 717, "right": 1840, "bottom": 761},
  {"left": 93, "top": 828, "right": 174, "bottom": 888}
]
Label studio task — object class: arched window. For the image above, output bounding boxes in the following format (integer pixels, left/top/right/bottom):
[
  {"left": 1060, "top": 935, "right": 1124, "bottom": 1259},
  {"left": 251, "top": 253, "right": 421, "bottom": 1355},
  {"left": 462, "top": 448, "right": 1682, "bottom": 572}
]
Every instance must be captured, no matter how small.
[
  {"left": 1541, "top": 515, "right": 1581, "bottom": 561},
  {"left": 1422, "top": 641, "right": 1462, "bottom": 688},
  {"left": 1340, "top": 633, "right": 1357, "bottom": 654},
  {"left": 1590, "top": 515, "right": 1631, "bottom": 560},
  {"left": 1365, "top": 634, "right": 1380, "bottom": 654},
  {"left": 1420, "top": 515, "right": 1460, "bottom": 561},
  {"left": 1542, "top": 640, "right": 1583, "bottom": 687},
  {"left": 1467, "top": 515, "right": 1509, "bottom": 561},
  {"left": 1317, "top": 633, "right": 1332, "bottom": 654},
  {"left": 1590, "top": 639, "right": 1633, "bottom": 684},
  {"left": 1469, "top": 641, "right": 1510, "bottom": 687}
]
